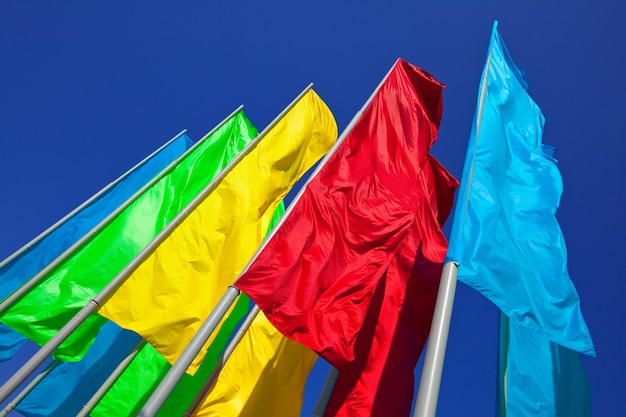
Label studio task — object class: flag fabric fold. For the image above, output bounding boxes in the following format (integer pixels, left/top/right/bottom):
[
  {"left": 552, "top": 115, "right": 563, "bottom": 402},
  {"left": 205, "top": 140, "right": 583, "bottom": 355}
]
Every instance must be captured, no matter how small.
[
  {"left": 0, "top": 133, "right": 192, "bottom": 360},
  {"left": 192, "top": 310, "right": 318, "bottom": 417},
  {"left": 0, "top": 112, "right": 258, "bottom": 362},
  {"left": 235, "top": 59, "right": 458, "bottom": 378},
  {"left": 497, "top": 314, "right": 592, "bottom": 417},
  {"left": 92, "top": 205, "right": 286, "bottom": 417},
  {"left": 98, "top": 89, "right": 337, "bottom": 373},
  {"left": 446, "top": 21, "right": 595, "bottom": 356},
  {"left": 16, "top": 321, "right": 142, "bottom": 417}
]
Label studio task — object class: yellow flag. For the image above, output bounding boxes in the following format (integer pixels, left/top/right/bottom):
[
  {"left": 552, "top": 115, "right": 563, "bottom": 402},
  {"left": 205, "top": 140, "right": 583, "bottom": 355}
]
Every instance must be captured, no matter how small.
[
  {"left": 193, "top": 311, "right": 318, "bottom": 417},
  {"left": 98, "top": 89, "right": 337, "bottom": 372}
]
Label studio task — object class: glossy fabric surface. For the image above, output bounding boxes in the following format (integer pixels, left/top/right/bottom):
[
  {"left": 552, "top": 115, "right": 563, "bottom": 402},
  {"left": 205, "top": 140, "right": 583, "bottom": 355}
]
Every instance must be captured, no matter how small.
[
  {"left": 99, "top": 89, "right": 337, "bottom": 373},
  {"left": 16, "top": 321, "right": 141, "bottom": 417},
  {"left": 193, "top": 311, "right": 318, "bottom": 417},
  {"left": 497, "top": 314, "right": 591, "bottom": 417},
  {"left": 0, "top": 112, "right": 258, "bottom": 361},
  {"left": 93, "top": 207, "right": 284, "bottom": 417},
  {"left": 0, "top": 133, "right": 191, "bottom": 360},
  {"left": 236, "top": 59, "right": 458, "bottom": 379},
  {"left": 446, "top": 22, "right": 594, "bottom": 356},
  {"left": 16, "top": 127, "right": 282, "bottom": 417}
]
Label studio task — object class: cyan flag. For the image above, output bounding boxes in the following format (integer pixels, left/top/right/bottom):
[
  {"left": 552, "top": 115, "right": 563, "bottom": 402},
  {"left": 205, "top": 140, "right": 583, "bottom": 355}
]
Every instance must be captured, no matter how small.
[
  {"left": 446, "top": 21, "right": 595, "bottom": 356},
  {"left": 497, "top": 313, "right": 591, "bottom": 417},
  {"left": 0, "top": 132, "right": 192, "bottom": 360}
]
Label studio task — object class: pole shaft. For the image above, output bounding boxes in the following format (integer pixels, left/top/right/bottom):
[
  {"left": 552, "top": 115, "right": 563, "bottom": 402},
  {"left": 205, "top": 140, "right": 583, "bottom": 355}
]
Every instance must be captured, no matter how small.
[
  {"left": 234, "top": 60, "right": 399, "bottom": 284},
  {"left": 138, "top": 286, "right": 241, "bottom": 417},
  {"left": 0, "top": 130, "right": 187, "bottom": 270},
  {"left": 0, "top": 106, "right": 248, "bottom": 402},
  {"left": 311, "top": 366, "right": 339, "bottom": 417},
  {"left": 0, "top": 300, "right": 99, "bottom": 403},
  {"left": 76, "top": 340, "right": 146, "bottom": 417},
  {"left": 413, "top": 262, "right": 458, "bottom": 417},
  {"left": 183, "top": 305, "right": 261, "bottom": 417},
  {"left": 0, "top": 361, "right": 58, "bottom": 417}
]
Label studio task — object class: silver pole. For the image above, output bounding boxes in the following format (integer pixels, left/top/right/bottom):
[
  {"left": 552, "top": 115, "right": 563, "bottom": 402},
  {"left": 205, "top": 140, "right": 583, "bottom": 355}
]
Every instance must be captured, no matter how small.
[
  {"left": 311, "top": 366, "right": 339, "bottom": 417},
  {"left": 76, "top": 340, "right": 146, "bottom": 417},
  {"left": 0, "top": 129, "right": 187, "bottom": 270},
  {"left": 414, "top": 30, "right": 494, "bottom": 415},
  {"left": 0, "top": 108, "right": 240, "bottom": 314},
  {"left": 138, "top": 286, "right": 241, "bottom": 417},
  {"left": 142, "top": 61, "right": 399, "bottom": 416},
  {"left": 183, "top": 305, "right": 261, "bottom": 417},
  {"left": 0, "top": 361, "right": 59, "bottom": 417},
  {"left": 0, "top": 106, "right": 250, "bottom": 403},
  {"left": 413, "top": 262, "right": 458, "bottom": 417},
  {"left": 235, "top": 59, "right": 399, "bottom": 282},
  {"left": 137, "top": 81, "right": 318, "bottom": 417}
]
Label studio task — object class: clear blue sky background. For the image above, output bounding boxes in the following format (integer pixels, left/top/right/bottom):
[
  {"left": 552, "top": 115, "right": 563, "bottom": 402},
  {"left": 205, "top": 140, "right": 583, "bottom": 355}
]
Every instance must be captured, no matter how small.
[{"left": 1, "top": 2, "right": 624, "bottom": 416}]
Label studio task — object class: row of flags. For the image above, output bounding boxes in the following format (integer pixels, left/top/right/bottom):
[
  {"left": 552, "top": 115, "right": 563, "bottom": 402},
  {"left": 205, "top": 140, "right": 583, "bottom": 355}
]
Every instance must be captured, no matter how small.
[{"left": 0, "top": 22, "right": 593, "bottom": 416}]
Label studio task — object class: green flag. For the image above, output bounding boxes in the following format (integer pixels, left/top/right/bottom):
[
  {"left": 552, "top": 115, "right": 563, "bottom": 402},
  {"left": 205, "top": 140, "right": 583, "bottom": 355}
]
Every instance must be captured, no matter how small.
[{"left": 0, "top": 110, "right": 258, "bottom": 361}]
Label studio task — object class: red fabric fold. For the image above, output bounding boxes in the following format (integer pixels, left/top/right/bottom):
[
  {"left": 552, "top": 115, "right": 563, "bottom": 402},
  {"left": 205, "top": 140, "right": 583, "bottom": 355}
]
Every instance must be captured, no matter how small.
[{"left": 235, "top": 60, "right": 458, "bottom": 385}]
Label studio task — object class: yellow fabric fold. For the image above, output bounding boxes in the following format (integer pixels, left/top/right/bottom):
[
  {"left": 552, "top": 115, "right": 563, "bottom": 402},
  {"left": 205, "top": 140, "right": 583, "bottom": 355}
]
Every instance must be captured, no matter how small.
[
  {"left": 98, "top": 89, "right": 337, "bottom": 373},
  {"left": 193, "top": 311, "right": 318, "bottom": 417}
]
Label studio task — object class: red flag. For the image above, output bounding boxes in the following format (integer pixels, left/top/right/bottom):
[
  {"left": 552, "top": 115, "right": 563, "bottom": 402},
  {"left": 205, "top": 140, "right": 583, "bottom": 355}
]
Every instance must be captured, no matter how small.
[
  {"left": 235, "top": 59, "right": 458, "bottom": 371},
  {"left": 322, "top": 155, "right": 458, "bottom": 417}
]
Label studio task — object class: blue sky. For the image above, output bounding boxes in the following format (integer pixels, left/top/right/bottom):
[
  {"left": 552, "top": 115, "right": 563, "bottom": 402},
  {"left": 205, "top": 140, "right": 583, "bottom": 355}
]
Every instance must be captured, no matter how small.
[{"left": 1, "top": 2, "right": 624, "bottom": 416}]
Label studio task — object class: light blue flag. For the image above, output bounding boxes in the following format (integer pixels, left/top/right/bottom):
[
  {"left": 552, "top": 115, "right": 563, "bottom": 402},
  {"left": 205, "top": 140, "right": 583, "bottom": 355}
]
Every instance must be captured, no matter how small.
[
  {"left": 0, "top": 132, "right": 193, "bottom": 360},
  {"left": 16, "top": 322, "right": 141, "bottom": 417},
  {"left": 446, "top": 20, "right": 595, "bottom": 356},
  {"left": 496, "top": 313, "right": 591, "bottom": 417}
]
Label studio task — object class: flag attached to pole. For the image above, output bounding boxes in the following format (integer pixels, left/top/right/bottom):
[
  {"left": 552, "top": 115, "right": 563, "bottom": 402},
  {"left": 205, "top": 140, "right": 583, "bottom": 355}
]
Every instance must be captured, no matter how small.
[
  {"left": 98, "top": 88, "right": 337, "bottom": 373},
  {"left": 235, "top": 58, "right": 459, "bottom": 380},
  {"left": 446, "top": 20, "right": 594, "bottom": 356},
  {"left": 0, "top": 110, "right": 257, "bottom": 361},
  {"left": 0, "top": 131, "right": 191, "bottom": 360}
]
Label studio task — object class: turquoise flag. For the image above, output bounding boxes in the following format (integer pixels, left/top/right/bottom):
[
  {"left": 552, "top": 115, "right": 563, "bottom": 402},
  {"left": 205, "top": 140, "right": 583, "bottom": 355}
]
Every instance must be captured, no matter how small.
[
  {"left": 497, "top": 314, "right": 591, "bottom": 417},
  {"left": 0, "top": 132, "right": 192, "bottom": 360},
  {"left": 446, "top": 21, "right": 595, "bottom": 356},
  {"left": 16, "top": 322, "right": 141, "bottom": 417}
]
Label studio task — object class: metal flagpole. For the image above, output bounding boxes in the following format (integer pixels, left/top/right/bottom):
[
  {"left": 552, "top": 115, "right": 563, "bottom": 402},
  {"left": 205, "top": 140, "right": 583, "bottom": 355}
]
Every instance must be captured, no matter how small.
[
  {"left": 414, "top": 32, "right": 494, "bottom": 416},
  {"left": 139, "top": 61, "right": 401, "bottom": 417},
  {"left": 75, "top": 340, "right": 146, "bottom": 417},
  {"left": 0, "top": 105, "right": 251, "bottom": 403},
  {"left": 0, "top": 129, "right": 187, "bottom": 270},
  {"left": 413, "top": 262, "right": 458, "bottom": 417},
  {"left": 311, "top": 367, "right": 339, "bottom": 417},
  {"left": 138, "top": 81, "right": 321, "bottom": 416},
  {"left": 0, "top": 120, "right": 215, "bottom": 314},
  {"left": 0, "top": 361, "right": 59, "bottom": 417},
  {"left": 183, "top": 305, "right": 261, "bottom": 417}
]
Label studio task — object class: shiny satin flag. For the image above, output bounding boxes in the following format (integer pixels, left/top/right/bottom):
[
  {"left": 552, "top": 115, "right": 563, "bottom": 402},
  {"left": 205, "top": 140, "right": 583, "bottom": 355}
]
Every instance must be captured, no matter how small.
[
  {"left": 0, "top": 133, "right": 191, "bottom": 361},
  {"left": 0, "top": 112, "right": 257, "bottom": 361},
  {"left": 98, "top": 89, "right": 337, "bottom": 373},
  {"left": 236, "top": 59, "right": 458, "bottom": 378},
  {"left": 446, "top": 21, "right": 594, "bottom": 356},
  {"left": 497, "top": 314, "right": 591, "bottom": 417},
  {"left": 193, "top": 311, "right": 318, "bottom": 417}
]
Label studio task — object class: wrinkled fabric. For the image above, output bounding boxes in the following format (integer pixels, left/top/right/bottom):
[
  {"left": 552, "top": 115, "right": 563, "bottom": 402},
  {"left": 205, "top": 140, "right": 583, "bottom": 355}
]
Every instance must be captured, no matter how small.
[
  {"left": 98, "top": 89, "right": 337, "bottom": 374},
  {"left": 237, "top": 59, "right": 458, "bottom": 417},
  {"left": 93, "top": 206, "right": 285, "bottom": 417},
  {"left": 0, "top": 133, "right": 191, "bottom": 361},
  {"left": 16, "top": 321, "right": 141, "bottom": 417},
  {"left": 0, "top": 111, "right": 258, "bottom": 361},
  {"left": 497, "top": 314, "right": 591, "bottom": 417},
  {"left": 446, "top": 21, "right": 594, "bottom": 356},
  {"left": 324, "top": 154, "right": 457, "bottom": 417},
  {"left": 193, "top": 311, "right": 318, "bottom": 417},
  {"left": 236, "top": 60, "right": 457, "bottom": 377}
]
